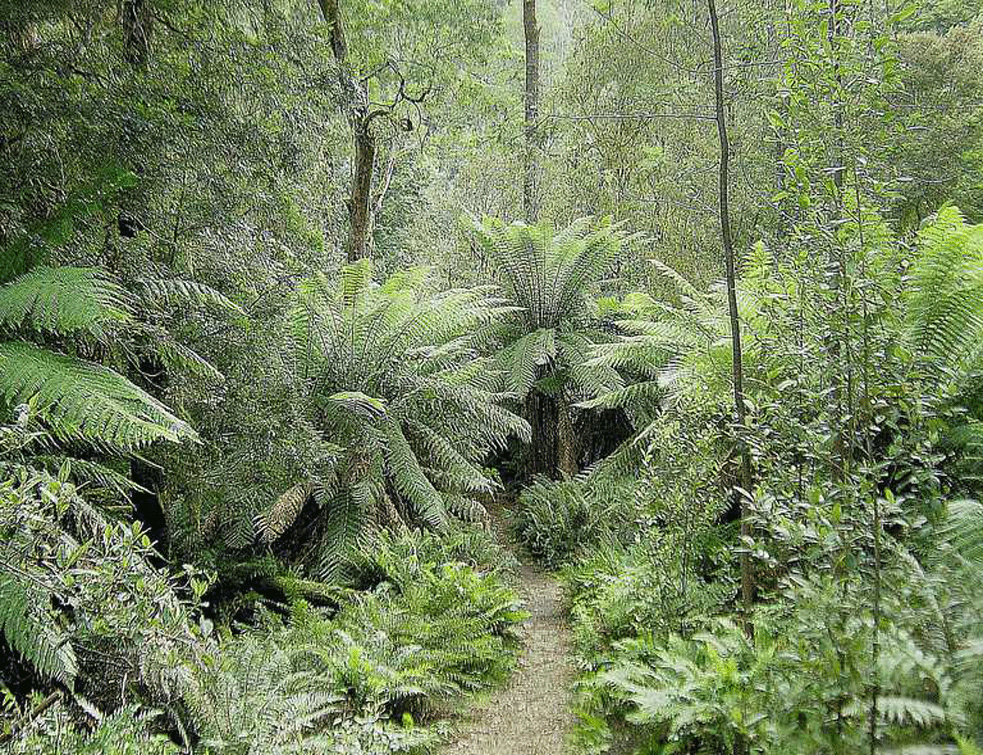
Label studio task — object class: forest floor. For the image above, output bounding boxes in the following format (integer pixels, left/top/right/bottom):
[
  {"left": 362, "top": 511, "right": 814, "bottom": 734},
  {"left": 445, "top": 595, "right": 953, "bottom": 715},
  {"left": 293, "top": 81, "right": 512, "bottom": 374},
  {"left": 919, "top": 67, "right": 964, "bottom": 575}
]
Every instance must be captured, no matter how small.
[{"left": 442, "top": 505, "right": 575, "bottom": 755}]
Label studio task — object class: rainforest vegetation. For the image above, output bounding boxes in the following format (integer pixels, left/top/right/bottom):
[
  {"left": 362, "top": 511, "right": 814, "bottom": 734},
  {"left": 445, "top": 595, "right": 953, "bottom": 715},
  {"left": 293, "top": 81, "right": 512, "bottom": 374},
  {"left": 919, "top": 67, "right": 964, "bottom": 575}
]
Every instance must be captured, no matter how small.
[{"left": 1, "top": 0, "right": 983, "bottom": 752}]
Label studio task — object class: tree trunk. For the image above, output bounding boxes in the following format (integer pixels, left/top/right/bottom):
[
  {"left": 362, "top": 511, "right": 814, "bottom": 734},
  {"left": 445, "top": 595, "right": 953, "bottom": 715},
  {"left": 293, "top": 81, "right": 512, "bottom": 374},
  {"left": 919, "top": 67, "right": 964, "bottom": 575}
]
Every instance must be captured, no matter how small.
[
  {"left": 557, "top": 400, "right": 579, "bottom": 477},
  {"left": 707, "top": 0, "right": 755, "bottom": 623},
  {"left": 317, "top": 0, "right": 378, "bottom": 262},
  {"left": 523, "top": 0, "right": 540, "bottom": 223},
  {"left": 118, "top": 0, "right": 152, "bottom": 240},
  {"left": 122, "top": 0, "right": 153, "bottom": 68},
  {"left": 827, "top": 0, "right": 852, "bottom": 480},
  {"left": 2, "top": 14, "right": 38, "bottom": 52},
  {"left": 318, "top": 0, "right": 348, "bottom": 60},
  {"left": 526, "top": 390, "right": 559, "bottom": 478},
  {"left": 348, "top": 124, "right": 376, "bottom": 262}
]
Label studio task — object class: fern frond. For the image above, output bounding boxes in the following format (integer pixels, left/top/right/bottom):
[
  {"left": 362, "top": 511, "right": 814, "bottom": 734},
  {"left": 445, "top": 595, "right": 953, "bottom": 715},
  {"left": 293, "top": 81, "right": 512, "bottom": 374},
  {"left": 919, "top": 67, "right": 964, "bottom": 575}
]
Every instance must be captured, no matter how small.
[
  {"left": 0, "top": 341, "right": 196, "bottom": 452},
  {"left": 137, "top": 278, "right": 243, "bottom": 315},
  {"left": 383, "top": 418, "right": 448, "bottom": 530},
  {"left": 0, "top": 266, "right": 131, "bottom": 338}
]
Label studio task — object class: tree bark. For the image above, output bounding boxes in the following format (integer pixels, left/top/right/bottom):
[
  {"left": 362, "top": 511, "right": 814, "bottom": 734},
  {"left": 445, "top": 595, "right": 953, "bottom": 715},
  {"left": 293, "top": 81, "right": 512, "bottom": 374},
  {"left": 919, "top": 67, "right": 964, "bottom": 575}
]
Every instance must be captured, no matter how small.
[
  {"left": 523, "top": 0, "right": 540, "bottom": 223},
  {"left": 317, "top": 0, "right": 377, "bottom": 262},
  {"left": 318, "top": 0, "right": 348, "bottom": 61},
  {"left": 707, "top": 0, "right": 755, "bottom": 623},
  {"left": 2, "top": 14, "right": 38, "bottom": 52},
  {"left": 557, "top": 400, "right": 579, "bottom": 477},
  {"left": 348, "top": 124, "right": 377, "bottom": 262},
  {"left": 122, "top": 0, "right": 153, "bottom": 68}
]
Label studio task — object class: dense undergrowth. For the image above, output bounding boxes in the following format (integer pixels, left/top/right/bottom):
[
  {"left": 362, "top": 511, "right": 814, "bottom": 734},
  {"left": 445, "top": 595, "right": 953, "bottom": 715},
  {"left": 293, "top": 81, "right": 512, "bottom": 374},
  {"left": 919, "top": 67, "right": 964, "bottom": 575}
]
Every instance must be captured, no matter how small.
[
  {"left": 1, "top": 460, "right": 523, "bottom": 753},
  {"left": 510, "top": 208, "right": 983, "bottom": 754}
]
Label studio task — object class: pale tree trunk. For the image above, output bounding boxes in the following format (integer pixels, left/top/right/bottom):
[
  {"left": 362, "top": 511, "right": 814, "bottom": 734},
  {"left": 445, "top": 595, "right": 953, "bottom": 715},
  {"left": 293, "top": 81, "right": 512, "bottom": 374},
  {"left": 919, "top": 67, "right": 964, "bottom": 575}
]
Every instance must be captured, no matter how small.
[
  {"left": 523, "top": 0, "right": 540, "bottom": 223},
  {"left": 707, "top": 0, "right": 755, "bottom": 623},
  {"left": 318, "top": 0, "right": 376, "bottom": 262},
  {"left": 2, "top": 14, "right": 38, "bottom": 52}
]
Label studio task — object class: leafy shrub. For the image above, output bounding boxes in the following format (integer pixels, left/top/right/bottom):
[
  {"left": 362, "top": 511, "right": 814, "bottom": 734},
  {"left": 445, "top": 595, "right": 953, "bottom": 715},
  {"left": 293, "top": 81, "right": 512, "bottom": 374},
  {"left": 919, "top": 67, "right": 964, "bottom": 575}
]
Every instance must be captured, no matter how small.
[
  {"left": 512, "top": 476, "right": 640, "bottom": 569},
  {"left": 342, "top": 524, "right": 518, "bottom": 591},
  {"left": 2, "top": 703, "right": 178, "bottom": 755},
  {"left": 300, "top": 560, "right": 524, "bottom": 716},
  {"left": 565, "top": 532, "right": 734, "bottom": 662},
  {"left": 0, "top": 464, "right": 206, "bottom": 708},
  {"left": 583, "top": 566, "right": 983, "bottom": 755}
]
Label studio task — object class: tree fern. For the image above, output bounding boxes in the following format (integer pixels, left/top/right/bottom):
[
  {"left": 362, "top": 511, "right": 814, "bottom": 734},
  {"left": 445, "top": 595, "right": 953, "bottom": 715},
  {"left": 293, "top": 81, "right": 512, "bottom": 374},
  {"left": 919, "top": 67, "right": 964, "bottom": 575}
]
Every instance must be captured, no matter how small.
[
  {"left": 136, "top": 277, "right": 243, "bottom": 316},
  {"left": 470, "top": 216, "right": 633, "bottom": 475},
  {"left": 904, "top": 209, "right": 983, "bottom": 490},
  {"left": 182, "top": 636, "right": 341, "bottom": 754},
  {"left": 261, "top": 261, "right": 527, "bottom": 579}
]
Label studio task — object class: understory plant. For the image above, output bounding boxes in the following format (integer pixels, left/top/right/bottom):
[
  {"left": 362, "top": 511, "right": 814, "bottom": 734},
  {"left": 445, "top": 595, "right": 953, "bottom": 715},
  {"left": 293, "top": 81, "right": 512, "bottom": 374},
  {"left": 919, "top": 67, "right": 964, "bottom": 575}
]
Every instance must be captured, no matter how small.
[
  {"left": 471, "top": 216, "right": 633, "bottom": 477},
  {"left": 256, "top": 260, "right": 529, "bottom": 580},
  {"left": 562, "top": 207, "right": 983, "bottom": 754}
]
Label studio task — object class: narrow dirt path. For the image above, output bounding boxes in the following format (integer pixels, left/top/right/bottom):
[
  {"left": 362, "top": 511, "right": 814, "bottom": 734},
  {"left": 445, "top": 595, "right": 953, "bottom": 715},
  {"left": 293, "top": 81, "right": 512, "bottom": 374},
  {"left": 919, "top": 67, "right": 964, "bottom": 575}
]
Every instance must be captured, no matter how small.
[{"left": 443, "top": 511, "right": 575, "bottom": 755}]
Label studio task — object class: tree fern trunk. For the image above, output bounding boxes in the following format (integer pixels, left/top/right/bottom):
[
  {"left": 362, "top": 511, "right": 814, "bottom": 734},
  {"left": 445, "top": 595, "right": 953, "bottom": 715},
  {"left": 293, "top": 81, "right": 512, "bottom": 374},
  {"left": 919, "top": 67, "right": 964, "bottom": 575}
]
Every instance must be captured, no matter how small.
[
  {"left": 557, "top": 400, "right": 579, "bottom": 477},
  {"left": 526, "top": 390, "right": 560, "bottom": 478}
]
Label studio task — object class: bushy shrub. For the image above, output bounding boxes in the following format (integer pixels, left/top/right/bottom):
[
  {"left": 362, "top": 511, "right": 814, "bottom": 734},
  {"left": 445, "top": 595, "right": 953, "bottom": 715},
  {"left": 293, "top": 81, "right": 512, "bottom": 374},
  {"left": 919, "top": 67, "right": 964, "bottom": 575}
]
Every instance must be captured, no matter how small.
[
  {"left": 0, "top": 464, "right": 208, "bottom": 713},
  {"left": 512, "top": 476, "right": 640, "bottom": 569},
  {"left": 176, "top": 529, "right": 523, "bottom": 754},
  {"left": 564, "top": 533, "right": 734, "bottom": 663},
  {"left": 580, "top": 567, "right": 983, "bottom": 755},
  {"left": 342, "top": 524, "right": 518, "bottom": 591}
]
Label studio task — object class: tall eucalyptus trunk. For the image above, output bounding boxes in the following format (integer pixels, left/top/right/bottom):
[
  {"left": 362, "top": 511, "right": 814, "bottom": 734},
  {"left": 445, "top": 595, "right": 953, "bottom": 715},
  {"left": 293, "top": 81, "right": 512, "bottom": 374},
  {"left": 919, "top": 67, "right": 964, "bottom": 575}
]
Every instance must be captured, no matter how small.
[
  {"left": 523, "top": 0, "right": 540, "bottom": 223},
  {"left": 318, "top": 0, "right": 376, "bottom": 262}
]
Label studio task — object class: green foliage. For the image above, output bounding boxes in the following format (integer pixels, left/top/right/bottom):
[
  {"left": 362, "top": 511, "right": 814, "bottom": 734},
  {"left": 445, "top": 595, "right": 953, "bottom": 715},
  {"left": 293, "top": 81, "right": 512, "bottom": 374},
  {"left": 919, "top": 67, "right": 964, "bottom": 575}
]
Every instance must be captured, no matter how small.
[
  {"left": 277, "top": 260, "right": 528, "bottom": 579},
  {"left": 562, "top": 206, "right": 983, "bottom": 753},
  {"left": 181, "top": 528, "right": 521, "bottom": 754},
  {"left": 0, "top": 266, "right": 131, "bottom": 337},
  {"left": 0, "top": 571, "right": 77, "bottom": 689},
  {"left": 472, "top": 216, "right": 629, "bottom": 399},
  {"left": 3, "top": 703, "right": 179, "bottom": 755},
  {"left": 0, "top": 462, "right": 207, "bottom": 718},
  {"left": 892, "top": 18, "right": 983, "bottom": 222},
  {"left": 182, "top": 635, "right": 342, "bottom": 754},
  {"left": 4, "top": 0, "right": 983, "bottom": 753},
  {"left": 0, "top": 342, "right": 193, "bottom": 452},
  {"left": 512, "top": 475, "right": 640, "bottom": 569},
  {"left": 0, "top": 266, "right": 195, "bottom": 453},
  {"left": 905, "top": 207, "right": 983, "bottom": 396},
  {"left": 590, "top": 262, "right": 767, "bottom": 413},
  {"left": 586, "top": 567, "right": 978, "bottom": 755}
]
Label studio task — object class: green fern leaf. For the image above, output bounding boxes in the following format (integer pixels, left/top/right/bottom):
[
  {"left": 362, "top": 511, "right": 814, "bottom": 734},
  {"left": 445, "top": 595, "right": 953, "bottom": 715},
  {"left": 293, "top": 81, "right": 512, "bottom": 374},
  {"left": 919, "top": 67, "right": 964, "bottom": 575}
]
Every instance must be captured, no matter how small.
[{"left": 0, "top": 341, "right": 196, "bottom": 452}]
